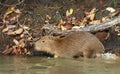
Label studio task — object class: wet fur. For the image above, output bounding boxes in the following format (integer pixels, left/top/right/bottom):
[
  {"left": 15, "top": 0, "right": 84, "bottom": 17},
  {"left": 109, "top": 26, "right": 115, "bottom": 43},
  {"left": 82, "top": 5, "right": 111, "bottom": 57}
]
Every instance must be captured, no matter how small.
[{"left": 35, "top": 31, "right": 105, "bottom": 58}]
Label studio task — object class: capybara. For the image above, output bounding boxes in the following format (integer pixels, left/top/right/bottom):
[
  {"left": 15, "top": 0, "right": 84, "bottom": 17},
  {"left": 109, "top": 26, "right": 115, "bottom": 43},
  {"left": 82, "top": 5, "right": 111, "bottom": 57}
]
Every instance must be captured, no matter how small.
[{"left": 34, "top": 31, "right": 105, "bottom": 58}]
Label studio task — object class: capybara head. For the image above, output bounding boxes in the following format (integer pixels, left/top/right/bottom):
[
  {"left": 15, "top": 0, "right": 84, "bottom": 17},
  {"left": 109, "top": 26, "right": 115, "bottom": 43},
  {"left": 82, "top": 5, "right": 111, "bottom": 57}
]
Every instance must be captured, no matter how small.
[{"left": 34, "top": 36, "right": 62, "bottom": 55}]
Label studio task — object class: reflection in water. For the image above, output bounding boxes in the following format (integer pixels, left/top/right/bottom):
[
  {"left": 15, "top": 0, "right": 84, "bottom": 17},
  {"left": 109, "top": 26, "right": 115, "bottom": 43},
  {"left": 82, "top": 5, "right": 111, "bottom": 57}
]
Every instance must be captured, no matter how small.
[{"left": 0, "top": 56, "right": 120, "bottom": 74}]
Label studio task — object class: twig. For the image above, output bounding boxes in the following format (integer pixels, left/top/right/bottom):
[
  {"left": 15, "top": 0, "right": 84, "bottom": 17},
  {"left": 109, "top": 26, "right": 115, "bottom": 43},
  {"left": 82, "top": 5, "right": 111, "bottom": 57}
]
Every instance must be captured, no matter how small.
[{"left": 17, "top": 18, "right": 33, "bottom": 40}]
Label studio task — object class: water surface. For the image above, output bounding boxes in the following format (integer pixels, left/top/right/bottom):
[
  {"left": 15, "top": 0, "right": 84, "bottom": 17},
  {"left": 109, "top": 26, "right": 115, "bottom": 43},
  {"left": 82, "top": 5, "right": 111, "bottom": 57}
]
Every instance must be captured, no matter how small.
[{"left": 0, "top": 56, "right": 120, "bottom": 74}]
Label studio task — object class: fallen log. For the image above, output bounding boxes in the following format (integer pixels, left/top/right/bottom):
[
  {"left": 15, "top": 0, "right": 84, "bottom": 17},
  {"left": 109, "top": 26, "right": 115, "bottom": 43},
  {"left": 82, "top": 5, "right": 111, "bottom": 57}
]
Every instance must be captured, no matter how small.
[
  {"left": 76, "top": 14, "right": 120, "bottom": 32},
  {"left": 41, "top": 14, "right": 120, "bottom": 36}
]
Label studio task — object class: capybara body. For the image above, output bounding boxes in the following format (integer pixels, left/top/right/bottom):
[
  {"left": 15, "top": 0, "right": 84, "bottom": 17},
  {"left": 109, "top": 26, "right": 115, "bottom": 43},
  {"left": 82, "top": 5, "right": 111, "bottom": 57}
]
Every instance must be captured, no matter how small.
[{"left": 34, "top": 31, "right": 105, "bottom": 58}]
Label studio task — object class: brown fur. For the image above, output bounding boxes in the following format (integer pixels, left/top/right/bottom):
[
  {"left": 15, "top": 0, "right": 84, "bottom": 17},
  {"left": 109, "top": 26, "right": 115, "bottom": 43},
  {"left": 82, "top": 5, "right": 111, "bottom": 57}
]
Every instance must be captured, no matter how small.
[
  {"left": 34, "top": 31, "right": 105, "bottom": 58},
  {"left": 95, "top": 31, "right": 109, "bottom": 42}
]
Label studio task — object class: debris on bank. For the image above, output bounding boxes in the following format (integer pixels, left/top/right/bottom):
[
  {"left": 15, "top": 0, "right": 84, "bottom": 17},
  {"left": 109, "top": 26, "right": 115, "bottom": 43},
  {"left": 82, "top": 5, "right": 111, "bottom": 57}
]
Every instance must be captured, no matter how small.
[{"left": 0, "top": 0, "right": 119, "bottom": 58}]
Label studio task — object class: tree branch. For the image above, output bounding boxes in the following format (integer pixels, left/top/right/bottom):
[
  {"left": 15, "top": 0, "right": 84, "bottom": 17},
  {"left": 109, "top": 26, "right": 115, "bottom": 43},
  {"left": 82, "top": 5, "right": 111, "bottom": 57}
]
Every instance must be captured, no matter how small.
[
  {"left": 78, "top": 14, "right": 120, "bottom": 32},
  {"left": 42, "top": 14, "right": 120, "bottom": 36}
]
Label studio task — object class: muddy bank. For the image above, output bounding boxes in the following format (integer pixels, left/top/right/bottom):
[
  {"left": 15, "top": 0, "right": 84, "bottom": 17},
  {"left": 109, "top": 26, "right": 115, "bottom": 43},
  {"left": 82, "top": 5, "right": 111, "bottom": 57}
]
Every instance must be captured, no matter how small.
[{"left": 0, "top": 0, "right": 119, "bottom": 56}]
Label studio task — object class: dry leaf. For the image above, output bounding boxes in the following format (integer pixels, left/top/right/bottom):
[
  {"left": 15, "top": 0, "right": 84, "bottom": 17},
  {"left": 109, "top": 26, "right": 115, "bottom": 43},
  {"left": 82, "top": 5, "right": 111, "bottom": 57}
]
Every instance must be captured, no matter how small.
[
  {"left": 71, "top": 17, "right": 76, "bottom": 24},
  {"left": 102, "top": 17, "right": 109, "bottom": 22},
  {"left": 9, "top": 16, "right": 18, "bottom": 21},
  {"left": 89, "top": 20, "right": 101, "bottom": 24},
  {"left": 89, "top": 8, "right": 97, "bottom": 21},
  {"left": 72, "top": 26, "right": 81, "bottom": 30},
  {"left": 20, "top": 34, "right": 24, "bottom": 38},
  {"left": 6, "top": 28, "right": 23, "bottom": 35},
  {"left": 61, "top": 25, "right": 66, "bottom": 30},
  {"left": 78, "top": 19, "right": 86, "bottom": 27},
  {"left": 109, "top": 10, "right": 119, "bottom": 17},
  {"left": 46, "top": 15, "right": 51, "bottom": 20},
  {"left": 13, "top": 39, "right": 19, "bottom": 45},
  {"left": 3, "top": 8, "right": 21, "bottom": 24},
  {"left": 23, "top": 25, "right": 30, "bottom": 30},
  {"left": 60, "top": 23, "right": 73, "bottom": 30},
  {"left": 2, "top": 48, "right": 13, "bottom": 55},
  {"left": 57, "top": 19, "right": 64, "bottom": 28},
  {"left": 12, "top": 48, "right": 18, "bottom": 55},
  {"left": 118, "top": 33, "right": 120, "bottom": 36},
  {"left": 23, "top": 48, "right": 28, "bottom": 54},
  {"left": 3, "top": 6, "right": 15, "bottom": 22},
  {"left": 2, "top": 28, "right": 8, "bottom": 32},
  {"left": 66, "top": 8, "right": 73, "bottom": 16},
  {"left": 115, "top": 26, "right": 120, "bottom": 32},
  {"left": 90, "top": 14, "right": 95, "bottom": 21},
  {"left": 6, "top": 31, "right": 15, "bottom": 35},
  {"left": 7, "top": 25, "right": 16, "bottom": 29},
  {"left": 14, "top": 28, "right": 23, "bottom": 34},
  {"left": 19, "top": 41, "right": 25, "bottom": 48},
  {"left": 4, "top": 6, "right": 15, "bottom": 16},
  {"left": 69, "top": 8, "right": 73, "bottom": 15},
  {"left": 27, "top": 37, "right": 32, "bottom": 41},
  {"left": 2, "top": 25, "right": 16, "bottom": 33},
  {"left": 106, "top": 7, "right": 116, "bottom": 13},
  {"left": 66, "top": 10, "right": 69, "bottom": 16},
  {"left": 26, "top": 51, "right": 31, "bottom": 55},
  {"left": 85, "top": 8, "right": 97, "bottom": 21},
  {"left": 14, "top": 9, "right": 21, "bottom": 14},
  {"left": 78, "top": 22, "right": 85, "bottom": 27},
  {"left": 90, "top": 8, "right": 97, "bottom": 14}
]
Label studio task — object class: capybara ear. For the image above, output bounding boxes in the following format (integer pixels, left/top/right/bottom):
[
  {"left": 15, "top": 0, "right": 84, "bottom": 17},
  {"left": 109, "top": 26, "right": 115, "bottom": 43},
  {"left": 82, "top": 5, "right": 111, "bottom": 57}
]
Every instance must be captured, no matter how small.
[{"left": 47, "top": 35, "right": 66, "bottom": 41}]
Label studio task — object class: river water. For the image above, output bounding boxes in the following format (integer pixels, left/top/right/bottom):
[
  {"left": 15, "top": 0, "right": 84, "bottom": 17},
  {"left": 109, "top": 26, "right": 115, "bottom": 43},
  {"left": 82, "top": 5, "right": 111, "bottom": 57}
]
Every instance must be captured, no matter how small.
[{"left": 0, "top": 56, "right": 120, "bottom": 74}]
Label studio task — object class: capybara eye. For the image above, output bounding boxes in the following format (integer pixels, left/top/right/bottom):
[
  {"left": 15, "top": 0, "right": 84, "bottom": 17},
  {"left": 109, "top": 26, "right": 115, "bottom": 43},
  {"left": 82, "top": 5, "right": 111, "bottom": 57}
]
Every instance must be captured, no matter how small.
[{"left": 42, "top": 41, "right": 45, "bottom": 43}]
